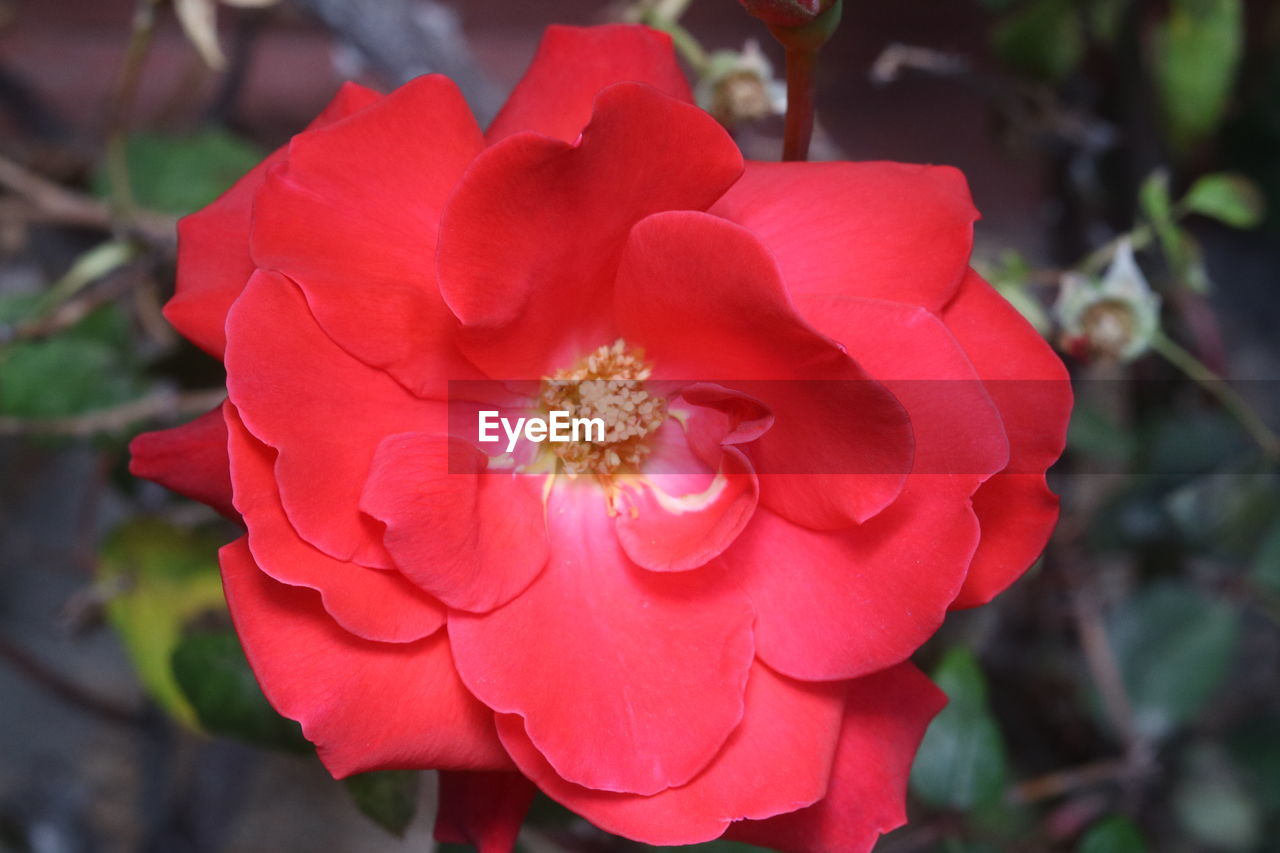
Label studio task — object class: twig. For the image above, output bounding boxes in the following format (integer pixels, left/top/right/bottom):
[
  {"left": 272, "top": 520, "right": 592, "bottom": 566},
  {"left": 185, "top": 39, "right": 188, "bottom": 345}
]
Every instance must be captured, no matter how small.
[
  {"left": 0, "top": 388, "right": 225, "bottom": 438},
  {"left": 0, "top": 632, "right": 143, "bottom": 727},
  {"left": 0, "top": 262, "right": 149, "bottom": 345},
  {"left": 0, "top": 152, "right": 175, "bottom": 243},
  {"left": 870, "top": 43, "right": 970, "bottom": 85},
  {"left": 1071, "top": 584, "right": 1138, "bottom": 746},
  {"left": 293, "top": 0, "right": 501, "bottom": 121},
  {"left": 1009, "top": 757, "right": 1131, "bottom": 803}
]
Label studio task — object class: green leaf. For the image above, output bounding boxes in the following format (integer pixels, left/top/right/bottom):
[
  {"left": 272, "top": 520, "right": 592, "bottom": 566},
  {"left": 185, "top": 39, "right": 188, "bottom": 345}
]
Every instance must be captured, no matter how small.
[
  {"left": 1078, "top": 816, "right": 1146, "bottom": 853},
  {"left": 1068, "top": 405, "right": 1136, "bottom": 462},
  {"left": 993, "top": 0, "right": 1084, "bottom": 82},
  {"left": 100, "top": 519, "right": 228, "bottom": 727},
  {"left": 1136, "top": 171, "right": 1211, "bottom": 290},
  {"left": 1180, "top": 172, "right": 1265, "bottom": 228},
  {"left": 1173, "top": 744, "right": 1262, "bottom": 851},
  {"left": 1228, "top": 717, "right": 1280, "bottom": 812},
  {"left": 910, "top": 648, "right": 1008, "bottom": 810},
  {"left": 344, "top": 770, "right": 421, "bottom": 837},
  {"left": 1088, "top": 0, "right": 1131, "bottom": 45},
  {"left": 1138, "top": 171, "right": 1181, "bottom": 267},
  {"left": 95, "top": 128, "right": 264, "bottom": 216},
  {"left": 1107, "top": 583, "right": 1241, "bottom": 740},
  {"left": 0, "top": 302, "right": 143, "bottom": 420},
  {"left": 171, "top": 627, "right": 310, "bottom": 752},
  {"left": 1149, "top": 0, "right": 1244, "bottom": 152},
  {"left": 1165, "top": 473, "right": 1280, "bottom": 556},
  {"left": 1139, "top": 170, "right": 1175, "bottom": 236}
]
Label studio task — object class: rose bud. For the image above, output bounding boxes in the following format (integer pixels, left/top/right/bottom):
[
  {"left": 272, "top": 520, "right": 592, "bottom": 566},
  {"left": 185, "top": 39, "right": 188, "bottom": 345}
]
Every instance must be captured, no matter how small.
[{"left": 739, "top": 0, "right": 838, "bottom": 28}]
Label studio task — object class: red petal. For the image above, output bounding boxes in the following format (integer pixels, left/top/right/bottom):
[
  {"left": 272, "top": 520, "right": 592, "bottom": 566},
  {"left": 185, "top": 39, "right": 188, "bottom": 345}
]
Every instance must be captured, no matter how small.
[
  {"left": 438, "top": 82, "right": 743, "bottom": 378},
  {"left": 730, "top": 296, "right": 1006, "bottom": 679},
  {"left": 732, "top": 499, "right": 976, "bottom": 680},
  {"left": 791, "top": 294, "right": 1009, "bottom": 483},
  {"left": 434, "top": 771, "right": 536, "bottom": 853},
  {"left": 219, "top": 538, "right": 511, "bottom": 777},
  {"left": 616, "top": 447, "right": 758, "bottom": 573},
  {"left": 726, "top": 663, "right": 946, "bottom": 852},
  {"left": 250, "top": 75, "right": 484, "bottom": 397},
  {"left": 226, "top": 404, "right": 446, "bottom": 643},
  {"left": 942, "top": 271, "right": 1071, "bottom": 607},
  {"left": 448, "top": 484, "right": 754, "bottom": 796},
  {"left": 710, "top": 161, "right": 977, "bottom": 312},
  {"left": 225, "top": 271, "right": 441, "bottom": 568},
  {"left": 166, "top": 82, "right": 380, "bottom": 359},
  {"left": 486, "top": 24, "right": 694, "bottom": 145},
  {"left": 615, "top": 391, "right": 762, "bottom": 574},
  {"left": 614, "top": 210, "right": 912, "bottom": 528},
  {"left": 496, "top": 660, "right": 845, "bottom": 846},
  {"left": 128, "top": 405, "right": 238, "bottom": 521},
  {"left": 360, "top": 433, "right": 549, "bottom": 613}
]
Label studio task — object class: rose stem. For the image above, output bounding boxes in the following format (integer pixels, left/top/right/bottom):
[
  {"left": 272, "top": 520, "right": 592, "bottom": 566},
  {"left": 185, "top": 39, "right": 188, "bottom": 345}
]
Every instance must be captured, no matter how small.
[
  {"left": 781, "top": 44, "right": 818, "bottom": 161},
  {"left": 1151, "top": 330, "right": 1280, "bottom": 462}
]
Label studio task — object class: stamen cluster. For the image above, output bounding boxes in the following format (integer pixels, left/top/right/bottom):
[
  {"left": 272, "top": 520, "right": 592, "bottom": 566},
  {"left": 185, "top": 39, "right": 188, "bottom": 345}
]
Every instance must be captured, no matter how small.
[{"left": 539, "top": 339, "right": 666, "bottom": 475}]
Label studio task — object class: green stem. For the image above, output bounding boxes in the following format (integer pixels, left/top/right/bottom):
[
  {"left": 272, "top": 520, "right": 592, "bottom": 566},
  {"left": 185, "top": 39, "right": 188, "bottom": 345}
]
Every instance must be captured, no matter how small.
[
  {"left": 781, "top": 45, "right": 817, "bottom": 161},
  {"left": 653, "top": 0, "right": 695, "bottom": 22},
  {"left": 106, "top": 0, "right": 159, "bottom": 226},
  {"left": 664, "top": 22, "right": 709, "bottom": 74},
  {"left": 1151, "top": 330, "right": 1280, "bottom": 461},
  {"left": 1078, "top": 223, "right": 1154, "bottom": 276}
]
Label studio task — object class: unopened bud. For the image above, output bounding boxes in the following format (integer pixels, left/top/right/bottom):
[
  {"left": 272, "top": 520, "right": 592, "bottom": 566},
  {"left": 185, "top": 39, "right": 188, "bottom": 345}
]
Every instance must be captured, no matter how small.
[{"left": 738, "top": 0, "right": 837, "bottom": 28}]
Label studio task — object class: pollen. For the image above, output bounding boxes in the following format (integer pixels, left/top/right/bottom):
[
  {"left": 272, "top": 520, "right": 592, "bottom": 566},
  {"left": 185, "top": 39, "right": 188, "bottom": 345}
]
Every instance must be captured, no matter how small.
[{"left": 539, "top": 339, "right": 666, "bottom": 476}]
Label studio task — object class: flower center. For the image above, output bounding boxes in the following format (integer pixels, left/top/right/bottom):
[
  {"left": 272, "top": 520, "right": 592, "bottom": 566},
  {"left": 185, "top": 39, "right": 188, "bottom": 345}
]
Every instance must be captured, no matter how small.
[{"left": 539, "top": 339, "right": 666, "bottom": 476}]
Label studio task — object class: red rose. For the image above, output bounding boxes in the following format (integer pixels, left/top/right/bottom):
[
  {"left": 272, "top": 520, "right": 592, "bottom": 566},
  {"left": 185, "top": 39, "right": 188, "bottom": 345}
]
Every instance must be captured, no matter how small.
[{"left": 131, "top": 24, "right": 1071, "bottom": 852}]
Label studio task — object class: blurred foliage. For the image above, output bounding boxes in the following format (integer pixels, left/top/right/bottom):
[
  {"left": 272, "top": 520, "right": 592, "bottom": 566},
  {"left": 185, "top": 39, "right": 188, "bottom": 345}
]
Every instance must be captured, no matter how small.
[
  {"left": 1106, "top": 584, "right": 1241, "bottom": 740},
  {"left": 343, "top": 770, "right": 421, "bottom": 837},
  {"left": 910, "top": 648, "right": 1008, "bottom": 812},
  {"left": 94, "top": 128, "right": 263, "bottom": 216},
  {"left": 1077, "top": 816, "right": 1145, "bottom": 853},
  {"left": 1150, "top": 0, "right": 1243, "bottom": 153},
  {"left": 99, "top": 518, "right": 228, "bottom": 727},
  {"left": 172, "top": 626, "right": 310, "bottom": 751}
]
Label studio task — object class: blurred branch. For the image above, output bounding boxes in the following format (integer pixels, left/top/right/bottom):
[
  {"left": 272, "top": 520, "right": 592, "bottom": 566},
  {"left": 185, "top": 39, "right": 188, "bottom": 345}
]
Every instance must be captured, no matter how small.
[
  {"left": 0, "top": 153, "right": 176, "bottom": 244},
  {"left": 0, "top": 633, "right": 143, "bottom": 727},
  {"left": 0, "top": 388, "right": 225, "bottom": 438},
  {"left": 870, "top": 43, "right": 969, "bottom": 86},
  {"left": 106, "top": 0, "right": 161, "bottom": 226},
  {"left": 293, "top": 0, "right": 501, "bottom": 121},
  {"left": 0, "top": 260, "right": 150, "bottom": 347},
  {"left": 1009, "top": 757, "right": 1131, "bottom": 803},
  {"left": 1071, "top": 584, "right": 1138, "bottom": 746}
]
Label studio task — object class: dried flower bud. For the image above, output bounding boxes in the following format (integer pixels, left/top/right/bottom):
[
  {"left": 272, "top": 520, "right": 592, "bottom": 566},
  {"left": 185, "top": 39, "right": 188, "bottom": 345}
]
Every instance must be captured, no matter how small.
[
  {"left": 1055, "top": 239, "right": 1161, "bottom": 362},
  {"left": 695, "top": 41, "right": 787, "bottom": 126}
]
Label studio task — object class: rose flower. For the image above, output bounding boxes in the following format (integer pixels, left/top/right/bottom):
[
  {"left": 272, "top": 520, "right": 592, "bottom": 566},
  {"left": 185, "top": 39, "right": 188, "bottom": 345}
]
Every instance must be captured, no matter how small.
[{"left": 130, "top": 24, "right": 1071, "bottom": 853}]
